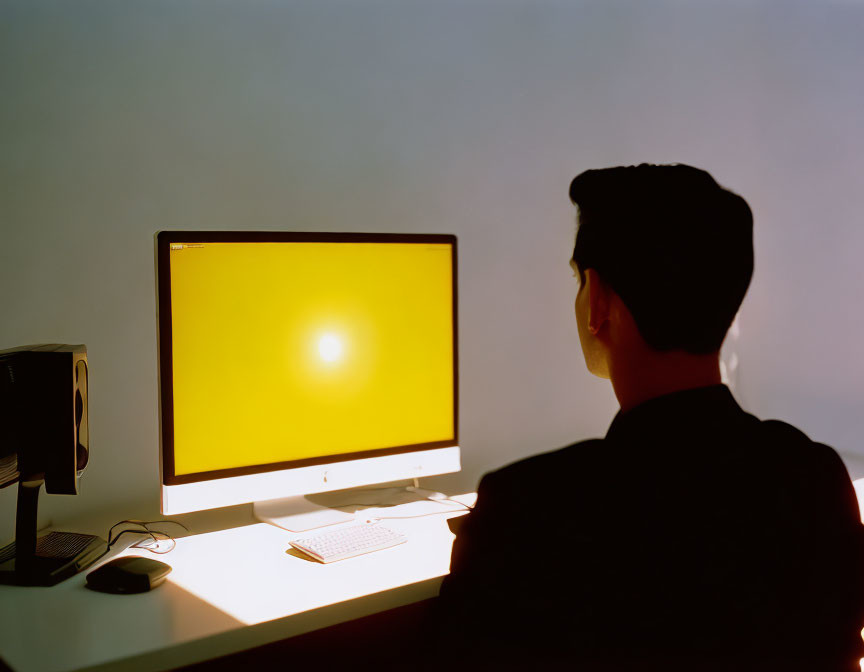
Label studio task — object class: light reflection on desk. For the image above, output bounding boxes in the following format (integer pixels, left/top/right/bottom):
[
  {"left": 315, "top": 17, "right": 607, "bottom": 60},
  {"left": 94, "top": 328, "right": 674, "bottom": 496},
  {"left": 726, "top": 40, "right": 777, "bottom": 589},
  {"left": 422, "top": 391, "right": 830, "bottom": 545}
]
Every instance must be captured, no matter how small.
[{"left": 162, "top": 498, "right": 475, "bottom": 625}]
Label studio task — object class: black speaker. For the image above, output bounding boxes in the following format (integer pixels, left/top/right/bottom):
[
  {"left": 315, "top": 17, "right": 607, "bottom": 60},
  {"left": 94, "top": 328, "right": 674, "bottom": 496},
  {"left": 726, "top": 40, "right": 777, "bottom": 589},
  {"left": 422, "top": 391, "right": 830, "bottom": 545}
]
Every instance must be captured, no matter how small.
[
  {"left": 0, "top": 344, "right": 89, "bottom": 494},
  {"left": 0, "top": 344, "right": 105, "bottom": 587}
]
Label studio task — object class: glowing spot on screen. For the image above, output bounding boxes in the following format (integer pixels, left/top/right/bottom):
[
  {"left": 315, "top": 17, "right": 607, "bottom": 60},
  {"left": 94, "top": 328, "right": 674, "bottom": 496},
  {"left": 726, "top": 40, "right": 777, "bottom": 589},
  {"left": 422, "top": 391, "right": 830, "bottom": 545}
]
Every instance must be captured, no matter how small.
[{"left": 318, "top": 333, "right": 344, "bottom": 363}]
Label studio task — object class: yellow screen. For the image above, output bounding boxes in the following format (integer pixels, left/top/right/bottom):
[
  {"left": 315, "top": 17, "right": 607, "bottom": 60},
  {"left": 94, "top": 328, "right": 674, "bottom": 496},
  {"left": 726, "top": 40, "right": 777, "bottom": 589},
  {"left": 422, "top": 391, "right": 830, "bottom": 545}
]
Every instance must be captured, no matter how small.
[{"left": 168, "top": 241, "right": 455, "bottom": 476}]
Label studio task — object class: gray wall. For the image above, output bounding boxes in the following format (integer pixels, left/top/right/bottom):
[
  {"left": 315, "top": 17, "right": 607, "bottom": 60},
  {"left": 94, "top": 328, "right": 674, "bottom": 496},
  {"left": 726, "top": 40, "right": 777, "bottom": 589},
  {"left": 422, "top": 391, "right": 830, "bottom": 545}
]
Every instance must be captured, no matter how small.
[{"left": 2, "top": 0, "right": 863, "bottom": 534}]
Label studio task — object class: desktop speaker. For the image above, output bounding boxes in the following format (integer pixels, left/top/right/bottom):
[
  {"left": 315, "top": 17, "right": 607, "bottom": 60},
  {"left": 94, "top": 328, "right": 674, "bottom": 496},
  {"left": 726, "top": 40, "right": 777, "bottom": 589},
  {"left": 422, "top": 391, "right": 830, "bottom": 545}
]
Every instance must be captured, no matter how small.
[
  {"left": 0, "top": 344, "right": 89, "bottom": 494},
  {"left": 0, "top": 344, "right": 105, "bottom": 586}
]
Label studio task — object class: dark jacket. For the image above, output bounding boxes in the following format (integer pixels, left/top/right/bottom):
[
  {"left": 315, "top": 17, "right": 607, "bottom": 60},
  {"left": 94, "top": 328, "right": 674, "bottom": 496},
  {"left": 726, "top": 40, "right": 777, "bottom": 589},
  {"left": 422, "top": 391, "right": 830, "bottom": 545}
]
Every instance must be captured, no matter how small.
[{"left": 428, "top": 385, "right": 864, "bottom": 671}]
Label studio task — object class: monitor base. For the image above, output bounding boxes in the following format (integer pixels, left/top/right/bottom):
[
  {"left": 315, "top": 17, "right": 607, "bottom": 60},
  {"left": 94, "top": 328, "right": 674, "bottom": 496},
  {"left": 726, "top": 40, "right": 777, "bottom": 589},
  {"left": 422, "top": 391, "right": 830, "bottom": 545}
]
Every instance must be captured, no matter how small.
[
  {"left": 254, "top": 497, "right": 356, "bottom": 532},
  {"left": 254, "top": 484, "right": 448, "bottom": 532}
]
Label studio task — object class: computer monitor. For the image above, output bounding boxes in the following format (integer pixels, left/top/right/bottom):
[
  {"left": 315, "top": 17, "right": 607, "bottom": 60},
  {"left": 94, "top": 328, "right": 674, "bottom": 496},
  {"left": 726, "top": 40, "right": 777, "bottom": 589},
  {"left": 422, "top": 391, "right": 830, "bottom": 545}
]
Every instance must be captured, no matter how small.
[{"left": 156, "top": 232, "right": 460, "bottom": 530}]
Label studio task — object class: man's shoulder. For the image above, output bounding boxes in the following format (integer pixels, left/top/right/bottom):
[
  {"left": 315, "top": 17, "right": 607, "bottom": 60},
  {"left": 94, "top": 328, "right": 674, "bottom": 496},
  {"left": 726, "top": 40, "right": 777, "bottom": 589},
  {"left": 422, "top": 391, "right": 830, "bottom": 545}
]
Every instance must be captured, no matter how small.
[
  {"left": 478, "top": 438, "right": 606, "bottom": 494},
  {"left": 757, "top": 418, "right": 846, "bottom": 470},
  {"left": 454, "top": 438, "right": 608, "bottom": 536},
  {"left": 757, "top": 418, "right": 858, "bottom": 510}
]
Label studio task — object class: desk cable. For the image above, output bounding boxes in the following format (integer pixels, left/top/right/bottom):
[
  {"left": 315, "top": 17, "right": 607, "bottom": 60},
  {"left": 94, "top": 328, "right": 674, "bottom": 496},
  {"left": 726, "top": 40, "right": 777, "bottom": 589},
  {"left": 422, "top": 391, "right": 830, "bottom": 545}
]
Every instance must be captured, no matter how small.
[
  {"left": 370, "top": 495, "right": 473, "bottom": 521},
  {"left": 92, "top": 519, "right": 190, "bottom": 564},
  {"left": 334, "top": 487, "right": 474, "bottom": 522}
]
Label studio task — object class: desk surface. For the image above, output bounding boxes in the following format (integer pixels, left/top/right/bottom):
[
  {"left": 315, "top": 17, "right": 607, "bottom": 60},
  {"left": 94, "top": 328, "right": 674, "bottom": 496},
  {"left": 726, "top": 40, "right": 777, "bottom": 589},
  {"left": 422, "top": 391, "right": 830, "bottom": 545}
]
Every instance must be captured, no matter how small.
[{"left": 0, "top": 494, "right": 475, "bottom": 672}]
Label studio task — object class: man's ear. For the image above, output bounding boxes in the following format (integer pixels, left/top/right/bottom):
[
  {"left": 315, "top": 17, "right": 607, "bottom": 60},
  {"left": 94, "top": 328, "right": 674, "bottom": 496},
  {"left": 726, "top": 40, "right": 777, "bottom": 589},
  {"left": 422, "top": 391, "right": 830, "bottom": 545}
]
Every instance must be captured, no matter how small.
[{"left": 585, "top": 269, "right": 610, "bottom": 336}]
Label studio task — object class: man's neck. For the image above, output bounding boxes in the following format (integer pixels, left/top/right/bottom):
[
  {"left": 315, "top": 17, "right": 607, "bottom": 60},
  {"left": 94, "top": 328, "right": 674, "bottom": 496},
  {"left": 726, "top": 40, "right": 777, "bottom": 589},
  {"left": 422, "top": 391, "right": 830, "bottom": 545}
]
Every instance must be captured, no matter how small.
[{"left": 609, "top": 349, "right": 723, "bottom": 413}]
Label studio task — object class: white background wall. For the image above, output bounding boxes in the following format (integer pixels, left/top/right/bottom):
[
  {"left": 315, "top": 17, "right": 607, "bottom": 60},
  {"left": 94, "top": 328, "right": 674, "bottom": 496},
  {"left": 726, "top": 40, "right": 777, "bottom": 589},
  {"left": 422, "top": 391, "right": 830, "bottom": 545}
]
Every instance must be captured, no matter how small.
[{"left": 2, "top": 0, "right": 864, "bottom": 536}]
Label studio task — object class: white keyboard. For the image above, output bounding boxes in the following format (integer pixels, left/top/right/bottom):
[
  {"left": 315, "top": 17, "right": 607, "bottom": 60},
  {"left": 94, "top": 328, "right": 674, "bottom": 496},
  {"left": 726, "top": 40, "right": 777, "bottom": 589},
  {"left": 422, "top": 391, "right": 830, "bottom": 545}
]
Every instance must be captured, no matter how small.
[{"left": 288, "top": 522, "right": 407, "bottom": 563}]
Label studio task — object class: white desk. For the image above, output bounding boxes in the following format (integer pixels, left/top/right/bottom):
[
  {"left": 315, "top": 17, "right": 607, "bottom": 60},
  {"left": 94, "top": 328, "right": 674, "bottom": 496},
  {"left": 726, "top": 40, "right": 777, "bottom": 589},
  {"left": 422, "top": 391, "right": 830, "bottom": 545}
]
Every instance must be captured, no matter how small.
[{"left": 0, "top": 494, "right": 475, "bottom": 672}]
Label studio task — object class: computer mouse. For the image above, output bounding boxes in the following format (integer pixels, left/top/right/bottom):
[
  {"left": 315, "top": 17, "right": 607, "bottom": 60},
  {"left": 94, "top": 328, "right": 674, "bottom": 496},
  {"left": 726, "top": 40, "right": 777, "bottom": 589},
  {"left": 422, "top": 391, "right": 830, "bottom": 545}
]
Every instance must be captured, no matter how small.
[{"left": 86, "top": 556, "right": 172, "bottom": 594}]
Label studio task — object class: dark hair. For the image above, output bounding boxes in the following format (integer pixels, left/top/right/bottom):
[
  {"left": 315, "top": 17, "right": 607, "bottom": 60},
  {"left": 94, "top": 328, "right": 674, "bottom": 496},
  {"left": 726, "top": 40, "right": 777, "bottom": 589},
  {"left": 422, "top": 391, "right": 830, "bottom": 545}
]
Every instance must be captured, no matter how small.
[{"left": 569, "top": 163, "right": 753, "bottom": 354}]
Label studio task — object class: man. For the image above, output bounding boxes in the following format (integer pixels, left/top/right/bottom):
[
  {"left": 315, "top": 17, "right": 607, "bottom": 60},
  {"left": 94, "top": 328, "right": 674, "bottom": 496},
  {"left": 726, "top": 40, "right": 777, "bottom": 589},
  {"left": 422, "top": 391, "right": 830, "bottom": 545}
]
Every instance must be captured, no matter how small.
[{"left": 426, "top": 164, "right": 864, "bottom": 671}]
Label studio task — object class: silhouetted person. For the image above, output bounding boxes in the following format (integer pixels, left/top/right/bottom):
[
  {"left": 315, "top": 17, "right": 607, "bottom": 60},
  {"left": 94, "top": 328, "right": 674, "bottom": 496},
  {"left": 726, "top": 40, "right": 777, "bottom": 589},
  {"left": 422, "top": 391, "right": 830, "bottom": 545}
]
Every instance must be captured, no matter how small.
[{"left": 424, "top": 164, "right": 864, "bottom": 671}]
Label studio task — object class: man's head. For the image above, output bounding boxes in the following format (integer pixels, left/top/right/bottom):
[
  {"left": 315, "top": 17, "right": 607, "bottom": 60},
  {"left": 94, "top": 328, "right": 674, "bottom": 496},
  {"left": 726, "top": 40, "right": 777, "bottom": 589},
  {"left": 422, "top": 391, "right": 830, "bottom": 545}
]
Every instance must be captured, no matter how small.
[{"left": 568, "top": 163, "right": 753, "bottom": 377}]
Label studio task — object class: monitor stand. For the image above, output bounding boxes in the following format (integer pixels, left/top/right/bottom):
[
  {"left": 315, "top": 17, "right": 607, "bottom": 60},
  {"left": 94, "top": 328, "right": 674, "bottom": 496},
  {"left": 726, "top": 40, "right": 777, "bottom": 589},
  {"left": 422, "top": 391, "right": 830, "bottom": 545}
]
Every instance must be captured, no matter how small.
[{"left": 253, "top": 482, "right": 449, "bottom": 532}]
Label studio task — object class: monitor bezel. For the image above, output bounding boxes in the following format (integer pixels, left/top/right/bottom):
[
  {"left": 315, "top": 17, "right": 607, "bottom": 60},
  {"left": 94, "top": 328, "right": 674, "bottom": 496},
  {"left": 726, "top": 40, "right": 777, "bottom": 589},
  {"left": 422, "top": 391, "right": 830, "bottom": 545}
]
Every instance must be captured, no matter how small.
[{"left": 156, "top": 231, "right": 459, "bottom": 487}]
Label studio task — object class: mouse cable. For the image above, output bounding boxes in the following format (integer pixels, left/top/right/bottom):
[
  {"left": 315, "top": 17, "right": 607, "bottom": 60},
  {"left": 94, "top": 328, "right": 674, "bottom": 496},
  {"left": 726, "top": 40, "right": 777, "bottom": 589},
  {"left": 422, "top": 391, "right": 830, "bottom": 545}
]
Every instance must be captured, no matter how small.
[
  {"left": 365, "top": 496, "right": 474, "bottom": 521},
  {"left": 336, "top": 495, "right": 474, "bottom": 517}
]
